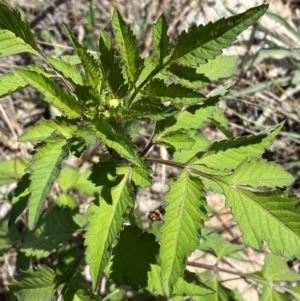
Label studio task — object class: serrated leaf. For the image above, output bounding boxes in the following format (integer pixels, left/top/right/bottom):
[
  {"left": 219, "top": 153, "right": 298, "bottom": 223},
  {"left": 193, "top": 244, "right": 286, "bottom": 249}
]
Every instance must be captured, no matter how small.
[
  {"left": 196, "top": 55, "right": 238, "bottom": 80},
  {"left": 173, "top": 270, "right": 214, "bottom": 297},
  {"left": 105, "top": 226, "right": 213, "bottom": 297},
  {"left": 220, "top": 186, "right": 300, "bottom": 259},
  {"left": 208, "top": 81, "right": 236, "bottom": 98},
  {"left": 143, "top": 79, "right": 205, "bottom": 104},
  {"left": 131, "top": 166, "right": 152, "bottom": 187},
  {"left": 0, "top": 158, "right": 29, "bottom": 184},
  {"left": 210, "top": 105, "right": 232, "bottom": 138},
  {"left": 89, "top": 161, "right": 117, "bottom": 187},
  {"left": 0, "top": 3, "right": 40, "bottom": 57},
  {"left": 64, "top": 25, "right": 102, "bottom": 90},
  {"left": 112, "top": 9, "right": 143, "bottom": 82},
  {"left": 172, "top": 131, "right": 210, "bottom": 164},
  {"left": 69, "top": 137, "right": 86, "bottom": 157},
  {"left": 105, "top": 226, "right": 159, "bottom": 290},
  {"left": 168, "top": 5, "right": 268, "bottom": 66},
  {"left": 19, "top": 117, "right": 78, "bottom": 142},
  {"left": 17, "top": 70, "right": 83, "bottom": 118},
  {"left": 85, "top": 172, "right": 134, "bottom": 288},
  {"left": 125, "top": 101, "right": 178, "bottom": 121},
  {"left": 21, "top": 206, "right": 79, "bottom": 258},
  {"left": 0, "top": 220, "right": 22, "bottom": 255},
  {"left": 192, "top": 123, "right": 283, "bottom": 171},
  {"left": 91, "top": 116, "right": 142, "bottom": 166},
  {"left": 166, "top": 64, "right": 210, "bottom": 88},
  {"left": 57, "top": 193, "right": 79, "bottom": 212},
  {"left": 63, "top": 278, "right": 101, "bottom": 301},
  {"left": 60, "top": 54, "right": 81, "bottom": 65},
  {"left": 152, "top": 14, "right": 169, "bottom": 66},
  {"left": 196, "top": 270, "right": 243, "bottom": 301},
  {"left": 157, "top": 132, "right": 195, "bottom": 150},
  {"left": 198, "top": 228, "right": 245, "bottom": 259},
  {"left": 10, "top": 265, "right": 64, "bottom": 301},
  {"left": 26, "top": 138, "right": 70, "bottom": 229},
  {"left": 134, "top": 57, "right": 157, "bottom": 88},
  {"left": 261, "top": 253, "right": 300, "bottom": 282},
  {"left": 260, "top": 284, "right": 290, "bottom": 301},
  {"left": 8, "top": 173, "right": 31, "bottom": 227},
  {"left": 99, "top": 30, "right": 126, "bottom": 96},
  {"left": 59, "top": 168, "right": 102, "bottom": 195},
  {"left": 160, "top": 170, "right": 207, "bottom": 296},
  {"left": 46, "top": 56, "right": 85, "bottom": 85},
  {"left": 0, "top": 65, "right": 55, "bottom": 98},
  {"left": 217, "top": 159, "right": 294, "bottom": 189},
  {"left": 154, "top": 104, "right": 216, "bottom": 142}
]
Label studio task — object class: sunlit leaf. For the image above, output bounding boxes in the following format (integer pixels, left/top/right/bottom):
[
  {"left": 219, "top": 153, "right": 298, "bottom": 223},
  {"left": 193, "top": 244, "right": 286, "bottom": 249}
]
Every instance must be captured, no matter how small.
[
  {"left": 10, "top": 265, "right": 64, "bottom": 301},
  {"left": 160, "top": 170, "right": 207, "bottom": 296},
  {"left": 26, "top": 137, "right": 70, "bottom": 229},
  {"left": 85, "top": 172, "right": 134, "bottom": 288},
  {"left": 21, "top": 206, "right": 79, "bottom": 258},
  {"left": 112, "top": 9, "right": 143, "bottom": 82}
]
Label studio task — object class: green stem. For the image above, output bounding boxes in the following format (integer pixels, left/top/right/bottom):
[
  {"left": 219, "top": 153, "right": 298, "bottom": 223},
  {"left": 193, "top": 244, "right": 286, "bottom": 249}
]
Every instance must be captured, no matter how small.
[{"left": 58, "top": 246, "right": 87, "bottom": 299}]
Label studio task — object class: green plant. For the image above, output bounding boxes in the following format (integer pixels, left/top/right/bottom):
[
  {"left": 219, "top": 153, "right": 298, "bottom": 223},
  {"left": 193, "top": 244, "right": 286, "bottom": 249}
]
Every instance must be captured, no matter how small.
[{"left": 0, "top": 3, "right": 300, "bottom": 301}]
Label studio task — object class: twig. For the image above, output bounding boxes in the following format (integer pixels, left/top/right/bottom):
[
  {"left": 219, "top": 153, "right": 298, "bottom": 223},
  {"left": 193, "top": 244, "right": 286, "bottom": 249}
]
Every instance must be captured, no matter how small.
[{"left": 186, "top": 261, "right": 251, "bottom": 280}]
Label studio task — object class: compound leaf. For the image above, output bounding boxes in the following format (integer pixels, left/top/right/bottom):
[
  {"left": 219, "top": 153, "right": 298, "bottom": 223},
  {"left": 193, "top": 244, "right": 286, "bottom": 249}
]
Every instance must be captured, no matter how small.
[
  {"left": 220, "top": 186, "right": 300, "bottom": 259},
  {"left": 112, "top": 9, "right": 143, "bottom": 82},
  {"left": 169, "top": 5, "right": 268, "bottom": 66},
  {"left": 160, "top": 170, "right": 207, "bottom": 296},
  {"left": 17, "top": 70, "right": 83, "bottom": 119},
  {"left": 152, "top": 14, "right": 169, "bottom": 66},
  {"left": 0, "top": 3, "right": 40, "bottom": 57},
  {"left": 26, "top": 137, "right": 70, "bottom": 229},
  {"left": 10, "top": 265, "right": 64, "bottom": 301},
  {"left": 21, "top": 206, "right": 79, "bottom": 258},
  {"left": 85, "top": 172, "right": 134, "bottom": 288},
  {"left": 218, "top": 159, "right": 294, "bottom": 189}
]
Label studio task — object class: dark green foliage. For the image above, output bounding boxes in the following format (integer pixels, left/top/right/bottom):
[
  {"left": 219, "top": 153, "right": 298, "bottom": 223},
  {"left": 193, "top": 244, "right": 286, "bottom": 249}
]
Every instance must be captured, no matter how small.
[{"left": 0, "top": 3, "right": 299, "bottom": 301}]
